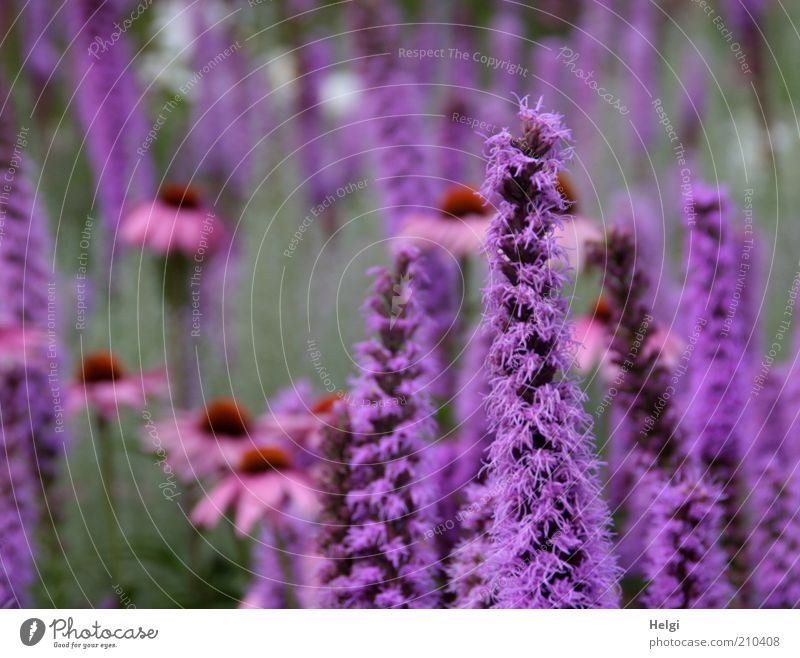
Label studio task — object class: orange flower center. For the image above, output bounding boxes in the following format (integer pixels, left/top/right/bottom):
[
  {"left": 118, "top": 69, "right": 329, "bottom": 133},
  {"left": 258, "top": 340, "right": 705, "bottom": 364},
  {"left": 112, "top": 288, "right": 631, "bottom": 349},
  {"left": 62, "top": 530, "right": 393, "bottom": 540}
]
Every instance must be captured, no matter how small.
[
  {"left": 438, "top": 185, "right": 487, "bottom": 219},
  {"left": 311, "top": 392, "right": 344, "bottom": 414},
  {"left": 201, "top": 397, "right": 251, "bottom": 438},
  {"left": 238, "top": 445, "right": 293, "bottom": 474},
  {"left": 555, "top": 172, "right": 578, "bottom": 213},
  {"left": 78, "top": 351, "right": 126, "bottom": 383},
  {"left": 159, "top": 183, "right": 202, "bottom": 210},
  {"left": 593, "top": 296, "right": 612, "bottom": 324}
]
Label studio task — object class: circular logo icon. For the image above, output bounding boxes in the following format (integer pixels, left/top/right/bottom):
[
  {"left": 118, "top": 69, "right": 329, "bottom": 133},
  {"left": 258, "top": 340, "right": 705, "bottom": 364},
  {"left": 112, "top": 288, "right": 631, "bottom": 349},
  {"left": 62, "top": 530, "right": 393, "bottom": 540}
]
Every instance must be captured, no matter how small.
[{"left": 20, "top": 618, "right": 45, "bottom": 646}]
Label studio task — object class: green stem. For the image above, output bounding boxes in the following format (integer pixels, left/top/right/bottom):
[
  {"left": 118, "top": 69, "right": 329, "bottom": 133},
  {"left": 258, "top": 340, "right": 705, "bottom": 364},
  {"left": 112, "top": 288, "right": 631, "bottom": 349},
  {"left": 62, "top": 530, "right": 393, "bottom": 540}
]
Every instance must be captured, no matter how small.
[{"left": 96, "top": 415, "right": 121, "bottom": 586}]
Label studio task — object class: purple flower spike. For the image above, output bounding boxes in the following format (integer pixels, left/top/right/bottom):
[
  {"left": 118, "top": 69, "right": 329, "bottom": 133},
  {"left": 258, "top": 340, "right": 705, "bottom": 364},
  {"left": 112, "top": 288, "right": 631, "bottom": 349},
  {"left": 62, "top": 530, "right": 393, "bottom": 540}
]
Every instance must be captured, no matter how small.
[
  {"left": 481, "top": 98, "right": 619, "bottom": 608},
  {"left": 69, "top": 0, "right": 155, "bottom": 230},
  {"left": 0, "top": 100, "right": 70, "bottom": 485},
  {"left": 0, "top": 340, "right": 44, "bottom": 608},
  {"left": 684, "top": 184, "right": 748, "bottom": 583},
  {"left": 643, "top": 469, "right": 734, "bottom": 609},
  {"left": 318, "top": 248, "right": 440, "bottom": 608},
  {"left": 350, "top": 1, "right": 434, "bottom": 235}
]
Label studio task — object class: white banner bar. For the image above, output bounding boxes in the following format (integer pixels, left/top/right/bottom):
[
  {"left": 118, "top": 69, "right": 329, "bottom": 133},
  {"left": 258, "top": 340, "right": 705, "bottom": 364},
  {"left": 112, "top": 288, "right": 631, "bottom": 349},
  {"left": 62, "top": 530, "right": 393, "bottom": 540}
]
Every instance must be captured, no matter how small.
[{"left": 2, "top": 609, "right": 799, "bottom": 656}]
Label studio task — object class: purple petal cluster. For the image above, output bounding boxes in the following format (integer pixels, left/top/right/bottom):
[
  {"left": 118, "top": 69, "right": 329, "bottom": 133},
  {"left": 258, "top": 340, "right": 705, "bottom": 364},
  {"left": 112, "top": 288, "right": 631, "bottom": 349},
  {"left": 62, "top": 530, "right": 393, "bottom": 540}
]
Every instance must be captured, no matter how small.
[
  {"left": 0, "top": 102, "right": 69, "bottom": 484},
  {"left": 480, "top": 99, "right": 619, "bottom": 608},
  {"left": 446, "top": 482, "right": 500, "bottom": 608},
  {"left": 0, "top": 358, "right": 40, "bottom": 608},
  {"left": 318, "top": 248, "right": 440, "bottom": 608},
  {"left": 642, "top": 469, "right": 734, "bottom": 609},
  {"left": 350, "top": 1, "right": 434, "bottom": 236},
  {"left": 69, "top": 0, "right": 155, "bottom": 230},
  {"left": 684, "top": 184, "right": 748, "bottom": 575}
]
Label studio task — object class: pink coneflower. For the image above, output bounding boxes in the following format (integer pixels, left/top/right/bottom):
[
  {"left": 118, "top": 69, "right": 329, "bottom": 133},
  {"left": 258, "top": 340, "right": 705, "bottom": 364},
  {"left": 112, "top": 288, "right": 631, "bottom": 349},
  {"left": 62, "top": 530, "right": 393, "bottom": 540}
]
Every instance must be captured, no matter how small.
[
  {"left": 68, "top": 351, "right": 165, "bottom": 420},
  {"left": 156, "top": 397, "right": 260, "bottom": 481},
  {"left": 191, "top": 444, "right": 318, "bottom": 537},
  {"left": 120, "top": 183, "right": 224, "bottom": 258},
  {"left": 399, "top": 174, "right": 600, "bottom": 270},
  {"left": 157, "top": 393, "right": 336, "bottom": 481},
  {"left": 398, "top": 185, "right": 490, "bottom": 257}
]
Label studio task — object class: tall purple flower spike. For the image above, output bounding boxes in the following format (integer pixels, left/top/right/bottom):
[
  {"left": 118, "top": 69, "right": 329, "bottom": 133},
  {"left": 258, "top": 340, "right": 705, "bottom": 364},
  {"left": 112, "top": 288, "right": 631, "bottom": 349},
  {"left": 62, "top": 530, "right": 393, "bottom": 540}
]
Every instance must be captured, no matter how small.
[
  {"left": 643, "top": 469, "right": 733, "bottom": 608},
  {"left": 684, "top": 184, "right": 748, "bottom": 586},
  {"left": 69, "top": 0, "right": 155, "bottom": 231},
  {"left": 480, "top": 98, "right": 619, "bottom": 608},
  {"left": 189, "top": 4, "right": 257, "bottom": 198},
  {"left": 0, "top": 364, "right": 38, "bottom": 608},
  {"left": 748, "top": 363, "right": 800, "bottom": 608},
  {"left": 624, "top": 0, "right": 658, "bottom": 157},
  {"left": 318, "top": 248, "right": 440, "bottom": 608},
  {"left": 588, "top": 228, "right": 684, "bottom": 473},
  {"left": 0, "top": 99, "right": 69, "bottom": 485},
  {"left": 350, "top": 0, "right": 435, "bottom": 236},
  {"left": 19, "top": 0, "right": 62, "bottom": 104}
]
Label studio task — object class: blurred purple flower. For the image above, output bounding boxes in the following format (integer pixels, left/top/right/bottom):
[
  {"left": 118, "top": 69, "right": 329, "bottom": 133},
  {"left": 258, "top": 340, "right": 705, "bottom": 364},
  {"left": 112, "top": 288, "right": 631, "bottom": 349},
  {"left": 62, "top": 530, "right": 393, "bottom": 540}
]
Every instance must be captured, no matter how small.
[
  {"left": 642, "top": 469, "right": 734, "bottom": 608},
  {"left": 69, "top": 0, "right": 155, "bottom": 230},
  {"left": 684, "top": 184, "right": 748, "bottom": 579}
]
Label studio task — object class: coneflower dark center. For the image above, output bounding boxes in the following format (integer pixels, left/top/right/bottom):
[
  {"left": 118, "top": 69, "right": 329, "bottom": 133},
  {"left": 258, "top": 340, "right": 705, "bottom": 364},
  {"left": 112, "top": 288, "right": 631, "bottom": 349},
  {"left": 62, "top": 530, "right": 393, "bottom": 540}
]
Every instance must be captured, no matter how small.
[
  {"left": 238, "top": 446, "right": 292, "bottom": 474},
  {"left": 555, "top": 172, "right": 577, "bottom": 213},
  {"left": 202, "top": 398, "right": 251, "bottom": 437},
  {"left": 438, "top": 185, "right": 487, "bottom": 219},
  {"left": 593, "top": 296, "right": 612, "bottom": 324},
  {"left": 79, "top": 351, "right": 126, "bottom": 383},
  {"left": 311, "top": 392, "right": 344, "bottom": 414},
  {"left": 159, "top": 183, "right": 202, "bottom": 210}
]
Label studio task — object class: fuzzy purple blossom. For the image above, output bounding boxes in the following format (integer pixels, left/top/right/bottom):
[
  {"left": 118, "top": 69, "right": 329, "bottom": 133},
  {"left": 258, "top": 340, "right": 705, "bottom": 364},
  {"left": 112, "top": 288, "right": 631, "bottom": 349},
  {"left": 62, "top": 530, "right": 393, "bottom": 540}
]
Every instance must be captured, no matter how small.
[
  {"left": 587, "top": 227, "right": 685, "bottom": 576},
  {"left": 684, "top": 184, "right": 748, "bottom": 582},
  {"left": 624, "top": 0, "right": 658, "bottom": 155},
  {"left": 750, "top": 443, "right": 800, "bottom": 607},
  {"left": 480, "top": 99, "right": 618, "bottom": 608},
  {"left": 0, "top": 354, "right": 41, "bottom": 607},
  {"left": 587, "top": 228, "right": 684, "bottom": 474},
  {"left": 188, "top": 5, "right": 258, "bottom": 198},
  {"left": 69, "top": 0, "right": 155, "bottom": 230},
  {"left": 642, "top": 469, "right": 734, "bottom": 608},
  {"left": 350, "top": 1, "right": 435, "bottom": 236},
  {"left": 0, "top": 102, "right": 69, "bottom": 485},
  {"left": 748, "top": 364, "right": 800, "bottom": 608},
  {"left": 318, "top": 248, "right": 440, "bottom": 608}
]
